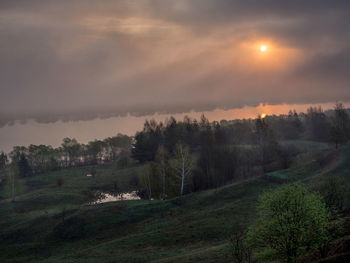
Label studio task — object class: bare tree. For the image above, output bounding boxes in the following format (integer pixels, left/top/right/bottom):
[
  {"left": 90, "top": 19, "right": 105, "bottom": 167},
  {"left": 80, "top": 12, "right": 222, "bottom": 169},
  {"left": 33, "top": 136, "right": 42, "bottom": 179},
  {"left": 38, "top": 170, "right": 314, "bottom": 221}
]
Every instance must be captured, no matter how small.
[{"left": 173, "top": 141, "right": 193, "bottom": 196}]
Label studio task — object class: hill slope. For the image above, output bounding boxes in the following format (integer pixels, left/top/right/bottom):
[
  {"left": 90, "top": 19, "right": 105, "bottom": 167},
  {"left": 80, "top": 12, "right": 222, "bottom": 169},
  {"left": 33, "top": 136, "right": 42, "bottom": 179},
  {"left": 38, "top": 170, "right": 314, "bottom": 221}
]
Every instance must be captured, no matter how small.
[{"left": 0, "top": 144, "right": 349, "bottom": 263}]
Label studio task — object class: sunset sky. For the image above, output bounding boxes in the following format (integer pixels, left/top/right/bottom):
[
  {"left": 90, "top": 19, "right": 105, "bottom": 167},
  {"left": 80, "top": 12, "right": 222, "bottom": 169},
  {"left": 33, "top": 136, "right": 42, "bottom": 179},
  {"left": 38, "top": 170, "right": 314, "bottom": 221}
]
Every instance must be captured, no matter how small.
[{"left": 1, "top": 0, "right": 350, "bottom": 124}]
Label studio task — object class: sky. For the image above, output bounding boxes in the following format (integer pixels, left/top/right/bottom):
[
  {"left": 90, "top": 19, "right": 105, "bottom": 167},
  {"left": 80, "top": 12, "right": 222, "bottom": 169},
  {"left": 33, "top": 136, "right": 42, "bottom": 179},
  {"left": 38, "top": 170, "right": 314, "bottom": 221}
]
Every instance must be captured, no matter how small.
[{"left": 1, "top": 0, "right": 350, "bottom": 126}]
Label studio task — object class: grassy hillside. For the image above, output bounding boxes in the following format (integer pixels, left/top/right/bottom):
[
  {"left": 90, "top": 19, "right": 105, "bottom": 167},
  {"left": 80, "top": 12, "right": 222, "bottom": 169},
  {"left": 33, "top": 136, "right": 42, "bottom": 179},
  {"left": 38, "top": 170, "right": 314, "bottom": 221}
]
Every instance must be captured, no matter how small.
[{"left": 0, "top": 142, "right": 349, "bottom": 263}]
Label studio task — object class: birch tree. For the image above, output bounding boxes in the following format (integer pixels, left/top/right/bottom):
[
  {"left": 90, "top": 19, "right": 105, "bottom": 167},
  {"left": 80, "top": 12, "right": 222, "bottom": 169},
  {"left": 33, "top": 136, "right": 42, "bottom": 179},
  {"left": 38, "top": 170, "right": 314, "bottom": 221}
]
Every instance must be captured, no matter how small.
[{"left": 174, "top": 141, "right": 193, "bottom": 196}]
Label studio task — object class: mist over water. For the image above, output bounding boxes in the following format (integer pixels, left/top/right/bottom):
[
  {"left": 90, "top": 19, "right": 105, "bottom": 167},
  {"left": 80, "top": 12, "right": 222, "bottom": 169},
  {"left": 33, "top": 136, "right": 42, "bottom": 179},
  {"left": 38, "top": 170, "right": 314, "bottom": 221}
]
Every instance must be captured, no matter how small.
[{"left": 0, "top": 102, "right": 347, "bottom": 153}]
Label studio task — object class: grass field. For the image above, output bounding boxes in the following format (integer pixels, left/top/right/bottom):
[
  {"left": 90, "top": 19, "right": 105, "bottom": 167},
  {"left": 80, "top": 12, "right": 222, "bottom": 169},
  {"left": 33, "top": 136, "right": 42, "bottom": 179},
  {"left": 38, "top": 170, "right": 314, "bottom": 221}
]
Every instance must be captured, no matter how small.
[{"left": 0, "top": 142, "right": 349, "bottom": 263}]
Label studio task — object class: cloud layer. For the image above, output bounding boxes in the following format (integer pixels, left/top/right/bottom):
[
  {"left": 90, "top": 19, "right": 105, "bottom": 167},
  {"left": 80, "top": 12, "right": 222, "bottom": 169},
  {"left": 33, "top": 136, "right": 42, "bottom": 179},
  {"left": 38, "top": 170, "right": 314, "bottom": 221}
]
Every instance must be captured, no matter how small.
[{"left": 1, "top": 0, "right": 350, "bottom": 125}]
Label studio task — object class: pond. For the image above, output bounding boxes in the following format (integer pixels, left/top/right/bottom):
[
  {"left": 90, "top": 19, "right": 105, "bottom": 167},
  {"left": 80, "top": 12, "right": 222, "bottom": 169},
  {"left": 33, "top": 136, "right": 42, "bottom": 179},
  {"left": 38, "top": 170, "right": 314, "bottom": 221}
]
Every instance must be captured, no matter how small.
[{"left": 91, "top": 191, "right": 140, "bottom": 204}]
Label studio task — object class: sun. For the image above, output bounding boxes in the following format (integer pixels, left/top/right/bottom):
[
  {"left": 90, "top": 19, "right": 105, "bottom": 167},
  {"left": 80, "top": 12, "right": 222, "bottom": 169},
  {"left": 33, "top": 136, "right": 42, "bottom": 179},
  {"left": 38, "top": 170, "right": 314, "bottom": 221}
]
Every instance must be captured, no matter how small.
[{"left": 260, "top": 45, "right": 267, "bottom": 52}]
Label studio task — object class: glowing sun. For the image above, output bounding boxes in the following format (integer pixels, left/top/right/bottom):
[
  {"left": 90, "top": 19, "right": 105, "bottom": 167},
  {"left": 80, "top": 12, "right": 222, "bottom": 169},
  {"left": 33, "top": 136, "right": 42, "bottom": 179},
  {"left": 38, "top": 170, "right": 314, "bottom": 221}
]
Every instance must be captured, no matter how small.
[{"left": 260, "top": 45, "right": 267, "bottom": 52}]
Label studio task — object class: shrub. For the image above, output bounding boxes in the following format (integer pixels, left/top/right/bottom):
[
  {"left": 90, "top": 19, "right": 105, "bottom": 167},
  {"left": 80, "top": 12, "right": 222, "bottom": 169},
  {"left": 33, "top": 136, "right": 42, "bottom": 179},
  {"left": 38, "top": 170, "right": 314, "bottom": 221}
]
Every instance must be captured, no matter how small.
[
  {"left": 248, "top": 184, "right": 330, "bottom": 263},
  {"left": 229, "top": 231, "right": 252, "bottom": 263},
  {"left": 318, "top": 176, "right": 347, "bottom": 215}
]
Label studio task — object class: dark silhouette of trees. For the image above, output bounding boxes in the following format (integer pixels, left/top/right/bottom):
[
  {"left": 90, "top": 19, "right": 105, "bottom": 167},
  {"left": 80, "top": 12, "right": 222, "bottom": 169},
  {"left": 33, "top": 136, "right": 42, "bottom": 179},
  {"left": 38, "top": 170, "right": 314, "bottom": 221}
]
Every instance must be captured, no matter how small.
[
  {"left": 305, "top": 106, "right": 330, "bottom": 142},
  {"left": 61, "top": 138, "right": 81, "bottom": 167},
  {"left": 255, "top": 115, "right": 281, "bottom": 170},
  {"left": 132, "top": 119, "right": 163, "bottom": 163},
  {"left": 155, "top": 145, "right": 170, "bottom": 200},
  {"left": 1, "top": 104, "right": 348, "bottom": 198},
  {"left": 330, "top": 102, "right": 349, "bottom": 148},
  {"left": 1, "top": 134, "right": 132, "bottom": 177},
  {"left": 17, "top": 153, "right": 32, "bottom": 177},
  {"left": 0, "top": 152, "right": 8, "bottom": 177}
]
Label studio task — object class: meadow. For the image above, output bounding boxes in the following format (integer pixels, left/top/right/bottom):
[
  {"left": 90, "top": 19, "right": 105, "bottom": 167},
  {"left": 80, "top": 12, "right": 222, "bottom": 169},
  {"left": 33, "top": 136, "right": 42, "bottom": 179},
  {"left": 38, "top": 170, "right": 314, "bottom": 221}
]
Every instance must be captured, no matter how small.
[{"left": 0, "top": 141, "right": 349, "bottom": 262}]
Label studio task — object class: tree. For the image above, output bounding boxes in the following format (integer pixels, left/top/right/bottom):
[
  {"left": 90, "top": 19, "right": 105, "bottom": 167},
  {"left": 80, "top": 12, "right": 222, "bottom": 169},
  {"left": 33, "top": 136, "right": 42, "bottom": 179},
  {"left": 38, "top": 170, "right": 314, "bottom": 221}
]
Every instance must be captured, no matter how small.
[
  {"left": 7, "top": 162, "right": 19, "bottom": 202},
  {"left": 248, "top": 184, "right": 330, "bottom": 263},
  {"left": 229, "top": 231, "right": 252, "bottom": 263},
  {"left": 17, "top": 153, "right": 32, "bottom": 177},
  {"left": 104, "top": 134, "right": 132, "bottom": 161},
  {"left": 173, "top": 141, "right": 193, "bottom": 196},
  {"left": 61, "top": 138, "right": 81, "bottom": 167},
  {"left": 139, "top": 163, "right": 153, "bottom": 200},
  {"left": 255, "top": 116, "right": 281, "bottom": 169},
  {"left": 255, "top": 115, "right": 268, "bottom": 147},
  {"left": 318, "top": 176, "right": 347, "bottom": 216},
  {"left": 0, "top": 152, "right": 8, "bottom": 176},
  {"left": 330, "top": 102, "right": 349, "bottom": 148},
  {"left": 306, "top": 106, "right": 330, "bottom": 142},
  {"left": 155, "top": 145, "right": 169, "bottom": 200},
  {"left": 132, "top": 119, "right": 163, "bottom": 163},
  {"left": 86, "top": 140, "right": 104, "bottom": 164}
]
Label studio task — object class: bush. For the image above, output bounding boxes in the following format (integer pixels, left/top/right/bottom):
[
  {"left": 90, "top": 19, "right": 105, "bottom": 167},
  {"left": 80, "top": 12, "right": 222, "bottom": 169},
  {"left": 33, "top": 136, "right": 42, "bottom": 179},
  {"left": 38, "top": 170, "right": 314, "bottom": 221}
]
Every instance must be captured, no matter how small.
[
  {"left": 318, "top": 176, "right": 347, "bottom": 216},
  {"left": 229, "top": 231, "right": 252, "bottom": 263},
  {"left": 248, "top": 184, "right": 330, "bottom": 263}
]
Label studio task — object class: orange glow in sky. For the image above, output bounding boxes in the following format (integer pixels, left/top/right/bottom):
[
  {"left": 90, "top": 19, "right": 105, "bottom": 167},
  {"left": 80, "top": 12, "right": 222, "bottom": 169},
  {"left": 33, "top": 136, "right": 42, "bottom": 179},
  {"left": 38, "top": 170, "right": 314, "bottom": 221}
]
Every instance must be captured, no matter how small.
[{"left": 227, "top": 38, "right": 301, "bottom": 74}]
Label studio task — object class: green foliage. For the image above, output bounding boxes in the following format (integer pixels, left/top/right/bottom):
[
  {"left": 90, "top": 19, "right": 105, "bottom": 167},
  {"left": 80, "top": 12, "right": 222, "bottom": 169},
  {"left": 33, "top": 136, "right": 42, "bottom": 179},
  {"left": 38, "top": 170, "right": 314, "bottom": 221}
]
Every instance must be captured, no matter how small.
[
  {"left": 318, "top": 176, "right": 347, "bottom": 215},
  {"left": 5, "top": 162, "right": 23, "bottom": 201},
  {"left": 248, "top": 184, "right": 330, "bottom": 263},
  {"left": 0, "top": 142, "right": 349, "bottom": 263},
  {"left": 229, "top": 231, "right": 252, "bottom": 263},
  {"left": 116, "top": 154, "right": 132, "bottom": 169}
]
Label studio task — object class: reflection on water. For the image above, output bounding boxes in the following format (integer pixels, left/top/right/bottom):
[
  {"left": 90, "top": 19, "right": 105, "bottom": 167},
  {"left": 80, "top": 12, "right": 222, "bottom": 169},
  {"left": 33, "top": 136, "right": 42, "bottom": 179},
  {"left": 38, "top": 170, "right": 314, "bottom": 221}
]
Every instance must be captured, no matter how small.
[{"left": 91, "top": 191, "right": 140, "bottom": 204}]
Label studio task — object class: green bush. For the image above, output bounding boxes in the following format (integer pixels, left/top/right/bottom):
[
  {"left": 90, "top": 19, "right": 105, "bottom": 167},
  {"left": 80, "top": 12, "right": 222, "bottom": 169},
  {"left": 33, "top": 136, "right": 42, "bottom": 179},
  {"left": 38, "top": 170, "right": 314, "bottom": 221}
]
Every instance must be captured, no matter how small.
[{"left": 248, "top": 184, "right": 330, "bottom": 263}]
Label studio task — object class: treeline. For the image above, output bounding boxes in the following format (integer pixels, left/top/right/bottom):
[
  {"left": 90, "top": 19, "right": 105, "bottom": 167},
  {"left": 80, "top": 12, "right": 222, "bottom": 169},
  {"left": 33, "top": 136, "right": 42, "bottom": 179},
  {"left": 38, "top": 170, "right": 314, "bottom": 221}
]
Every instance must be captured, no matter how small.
[
  {"left": 0, "top": 134, "right": 132, "bottom": 178},
  {"left": 133, "top": 103, "right": 350, "bottom": 199},
  {"left": 1, "top": 103, "right": 349, "bottom": 199}
]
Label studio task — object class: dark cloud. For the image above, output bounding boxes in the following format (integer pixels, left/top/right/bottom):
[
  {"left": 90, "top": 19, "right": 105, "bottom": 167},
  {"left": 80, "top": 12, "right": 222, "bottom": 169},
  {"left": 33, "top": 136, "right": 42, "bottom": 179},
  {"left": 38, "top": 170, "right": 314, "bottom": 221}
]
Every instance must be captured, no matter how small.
[{"left": 0, "top": 0, "right": 350, "bottom": 126}]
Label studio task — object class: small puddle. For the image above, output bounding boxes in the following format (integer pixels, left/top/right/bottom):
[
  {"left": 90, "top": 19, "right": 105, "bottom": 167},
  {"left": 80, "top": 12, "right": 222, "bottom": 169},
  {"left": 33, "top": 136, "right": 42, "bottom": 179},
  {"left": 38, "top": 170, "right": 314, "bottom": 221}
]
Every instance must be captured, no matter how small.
[{"left": 91, "top": 191, "right": 140, "bottom": 204}]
